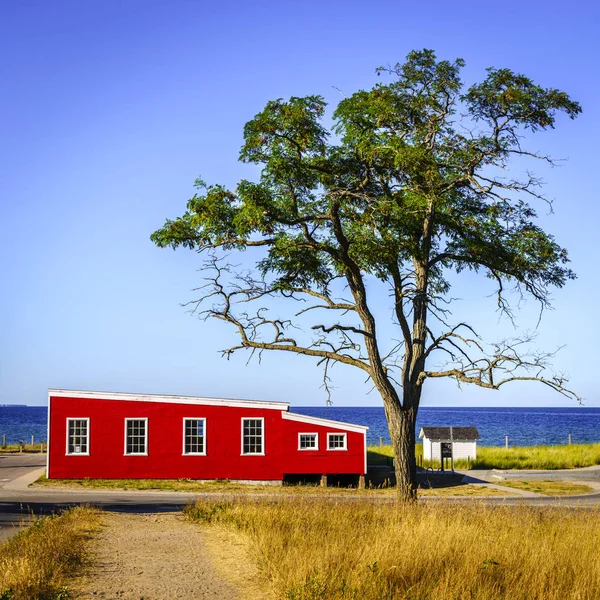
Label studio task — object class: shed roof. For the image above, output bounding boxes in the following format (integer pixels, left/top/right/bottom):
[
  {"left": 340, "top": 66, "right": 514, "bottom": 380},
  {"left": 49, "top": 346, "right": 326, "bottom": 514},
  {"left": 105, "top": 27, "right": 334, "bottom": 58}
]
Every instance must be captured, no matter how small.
[
  {"left": 282, "top": 411, "right": 368, "bottom": 433},
  {"left": 48, "top": 389, "right": 290, "bottom": 411},
  {"left": 48, "top": 390, "right": 369, "bottom": 433},
  {"left": 419, "top": 426, "right": 480, "bottom": 440}
]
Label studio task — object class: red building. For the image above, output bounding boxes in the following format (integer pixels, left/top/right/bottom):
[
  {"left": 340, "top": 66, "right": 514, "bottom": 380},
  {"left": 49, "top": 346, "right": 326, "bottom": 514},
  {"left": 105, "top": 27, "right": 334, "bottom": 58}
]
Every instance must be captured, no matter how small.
[{"left": 47, "top": 389, "right": 368, "bottom": 484}]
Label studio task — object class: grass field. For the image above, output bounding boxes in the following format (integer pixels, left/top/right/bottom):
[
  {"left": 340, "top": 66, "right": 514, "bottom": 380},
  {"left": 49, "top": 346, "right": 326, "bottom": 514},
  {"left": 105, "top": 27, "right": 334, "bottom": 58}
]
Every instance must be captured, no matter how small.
[
  {"left": 186, "top": 498, "right": 600, "bottom": 600},
  {"left": 43, "top": 475, "right": 598, "bottom": 497},
  {"left": 33, "top": 475, "right": 371, "bottom": 494},
  {"left": 0, "top": 444, "right": 45, "bottom": 454},
  {"left": 33, "top": 474, "right": 515, "bottom": 496},
  {"left": 369, "top": 442, "right": 600, "bottom": 470},
  {"left": 497, "top": 479, "right": 595, "bottom": 496},
  {"left": 0, "top": 506, "right": 100, "bottom": 600}
]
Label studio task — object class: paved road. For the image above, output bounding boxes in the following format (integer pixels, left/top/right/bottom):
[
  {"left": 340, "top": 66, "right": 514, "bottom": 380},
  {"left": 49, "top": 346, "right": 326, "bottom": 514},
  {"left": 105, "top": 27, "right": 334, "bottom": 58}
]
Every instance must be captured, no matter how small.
[
  {"left": 0, "top": 454, "right": 47, "bottom": 540},
  {"left": 0, "top": 453, "right": 46, "bottom": 486}
]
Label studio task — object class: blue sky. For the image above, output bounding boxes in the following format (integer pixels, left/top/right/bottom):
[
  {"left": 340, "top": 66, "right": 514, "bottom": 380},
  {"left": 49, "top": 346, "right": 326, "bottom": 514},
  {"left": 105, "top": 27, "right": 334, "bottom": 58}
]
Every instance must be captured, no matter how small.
[{"left": 1, "top": 0, "right": 598, "bottom": 407}]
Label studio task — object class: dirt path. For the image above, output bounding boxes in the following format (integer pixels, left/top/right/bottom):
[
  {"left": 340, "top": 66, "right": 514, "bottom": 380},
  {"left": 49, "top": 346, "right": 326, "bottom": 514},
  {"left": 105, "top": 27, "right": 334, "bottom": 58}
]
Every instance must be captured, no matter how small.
[{"left": 72, "top": 512, "right": 272, "bottom": 600}]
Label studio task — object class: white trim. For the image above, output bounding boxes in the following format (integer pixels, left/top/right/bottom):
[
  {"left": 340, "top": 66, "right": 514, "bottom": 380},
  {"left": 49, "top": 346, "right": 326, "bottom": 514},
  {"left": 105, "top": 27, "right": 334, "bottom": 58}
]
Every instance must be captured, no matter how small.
[
  {"left": 364, "top": 431, "right": 367, "bottom": 475},
  {"left": 46, "top": 394, "right": 51, "bottom": 478},
  {"left": 48, "top": 388, "right": 288, "bottom": 411},
  {"left": 124, "top": 418, "right": 148, "bottom": 456},
  {"left": 241, "top": 417, "right": 265, "bottom": 456},
  {"left": 281, "top": 411, "right": 368, "bottom": 433},
  {"left": 65, "top": 418, "right": 90, "bottom": 456},
  {"left": 327, "top": 432, "right": 347, "bottom": 451},
  {"left": 298, "top": 432, "right": 319, "bottom": 451},
  {"left": 182, "top": 417, "right": 207, "bottom": 456}
]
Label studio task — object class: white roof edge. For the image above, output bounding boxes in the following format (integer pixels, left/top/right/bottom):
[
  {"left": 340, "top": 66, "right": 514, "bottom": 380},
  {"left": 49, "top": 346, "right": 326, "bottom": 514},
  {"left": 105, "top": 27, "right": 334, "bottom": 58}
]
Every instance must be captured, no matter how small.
[
  {"left": 282, "top": 411, "right": 368, "bottom": 433},
  {"left": 47, "top": 389, "right": 290, "bottom": 411}
]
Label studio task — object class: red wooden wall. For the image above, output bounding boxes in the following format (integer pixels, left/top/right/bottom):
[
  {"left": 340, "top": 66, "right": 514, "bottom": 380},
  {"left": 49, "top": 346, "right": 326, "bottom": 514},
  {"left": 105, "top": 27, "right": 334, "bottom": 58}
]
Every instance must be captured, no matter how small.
[{"left": 47, "top": 394, "right": 366, "bottom": 480}]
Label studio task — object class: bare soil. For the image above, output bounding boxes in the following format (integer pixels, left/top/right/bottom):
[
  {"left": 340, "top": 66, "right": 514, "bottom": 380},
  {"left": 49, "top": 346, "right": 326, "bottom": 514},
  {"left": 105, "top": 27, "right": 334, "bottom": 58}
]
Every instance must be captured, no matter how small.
[{"left": 72, "top": 512, "right": 272, "bottom": 600}]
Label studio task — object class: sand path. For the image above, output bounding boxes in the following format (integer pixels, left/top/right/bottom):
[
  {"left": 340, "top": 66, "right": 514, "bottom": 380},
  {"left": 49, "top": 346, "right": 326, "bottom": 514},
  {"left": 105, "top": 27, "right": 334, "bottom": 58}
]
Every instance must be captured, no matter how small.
[{"left": 72, "top": 512, "right": 271, "bottom": 600}]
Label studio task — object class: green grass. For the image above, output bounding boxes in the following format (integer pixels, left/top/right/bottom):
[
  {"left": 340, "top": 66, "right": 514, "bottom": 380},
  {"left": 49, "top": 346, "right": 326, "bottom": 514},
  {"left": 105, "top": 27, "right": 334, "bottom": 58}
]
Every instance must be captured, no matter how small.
[
  {"left": 369, "top": 442, "right": 600, "bottom": 470},
  {"left": 0, "top": 444, "right": 45, "bottom": 454},
  {"left": 469, "top": 444, "right": 600, "bottom": 469},
  {"left": 497, "top": 479, "right": 596, "bottom": 496}
]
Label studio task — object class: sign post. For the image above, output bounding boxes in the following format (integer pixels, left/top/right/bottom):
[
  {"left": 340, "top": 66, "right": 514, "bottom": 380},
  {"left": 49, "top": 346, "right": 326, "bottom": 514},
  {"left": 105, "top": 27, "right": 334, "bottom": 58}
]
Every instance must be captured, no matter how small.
[
  {"left": 450, "top": 426, "right": 454, "bottom": 472},
  {"left": 440, "top": 427, "right": 455, "bottom": 472},
  {"left": 441, "top": 442, "right": 452, "bottom": 471}
]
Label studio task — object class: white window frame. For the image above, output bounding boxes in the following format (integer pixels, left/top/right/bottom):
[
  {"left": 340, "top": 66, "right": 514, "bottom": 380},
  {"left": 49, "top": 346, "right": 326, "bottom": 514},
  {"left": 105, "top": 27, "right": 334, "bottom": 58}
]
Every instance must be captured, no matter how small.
[
  {"left": 327, "top": 432, "right": 347, "bottom": 451},
  {"left": 182, "top": 417, "right": 207, "bottom": 456},
  {"left": 241, "top": 417, "right": 265, "bottom": 456},
  {"left": 124, "top": 418, "right": 148, "bottom": 456},
  {"left": 66, "top": 418, "right": 90, "bottom": 456},
  {"left": 298, "top": 432, "right": 319, "bottom": 451}
]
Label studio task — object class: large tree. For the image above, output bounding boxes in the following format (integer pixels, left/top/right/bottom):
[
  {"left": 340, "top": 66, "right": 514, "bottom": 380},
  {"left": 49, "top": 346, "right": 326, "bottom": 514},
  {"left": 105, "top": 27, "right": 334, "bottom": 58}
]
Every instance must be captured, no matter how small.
[{"left": 152, "top": 50, "right": 581, "bottom": 500}]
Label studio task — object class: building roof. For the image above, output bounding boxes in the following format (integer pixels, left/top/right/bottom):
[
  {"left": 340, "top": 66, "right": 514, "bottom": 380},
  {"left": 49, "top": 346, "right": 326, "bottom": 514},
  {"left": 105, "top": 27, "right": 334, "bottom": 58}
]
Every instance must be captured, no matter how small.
[
  {"left": 419, "top": 426, "right": 480, "bottom": 440},
  {"left": 282, "top": 411, "right": 368, "bottom": 433},
  {"left": 48, "top": 389, "right": 290, "bottom": 411},
  {"left": 48, "top": 389, "right": 369, "bottom": 432}
]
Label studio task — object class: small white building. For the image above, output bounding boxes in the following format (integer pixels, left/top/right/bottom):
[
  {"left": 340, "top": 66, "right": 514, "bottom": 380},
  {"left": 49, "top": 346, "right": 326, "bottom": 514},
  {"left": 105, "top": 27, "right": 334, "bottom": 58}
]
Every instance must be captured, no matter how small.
[{"left": 419, "top": 426, "right": 480, "bottom": 462}]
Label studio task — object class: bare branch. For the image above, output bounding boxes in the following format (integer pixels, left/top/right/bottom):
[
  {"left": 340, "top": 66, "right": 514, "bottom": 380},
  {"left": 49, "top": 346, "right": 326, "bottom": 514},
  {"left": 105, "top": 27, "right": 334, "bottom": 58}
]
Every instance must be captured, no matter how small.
[
  {"left": 192, "top": 254, "right": 373, "bottom": 376},
  {"left": 419, "top": 334, "right": 580, "bottom": 402}
]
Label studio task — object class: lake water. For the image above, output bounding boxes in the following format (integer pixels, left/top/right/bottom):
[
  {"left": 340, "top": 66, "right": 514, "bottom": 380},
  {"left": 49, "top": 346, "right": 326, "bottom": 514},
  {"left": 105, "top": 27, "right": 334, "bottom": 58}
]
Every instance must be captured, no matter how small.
[
  {"left": 1, "top": 405, "right": 599, "bottom": 447},
  {"left": 294, "top": 406, "right": 600, "bottom": 447}
]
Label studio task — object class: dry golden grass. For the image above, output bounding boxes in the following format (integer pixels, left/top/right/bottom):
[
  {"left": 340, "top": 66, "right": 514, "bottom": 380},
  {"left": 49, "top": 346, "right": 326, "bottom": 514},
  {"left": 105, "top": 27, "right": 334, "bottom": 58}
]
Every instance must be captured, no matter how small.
[
  {"left": 498, "top": 479, "right": 595, "bottom": 496},
  {"left": 34, "top": 475, "right": 375, "bottom": 494},
  {"left": 185, "top": 498, "right": 600, "bottom": 600},
  {"left": 417, "top": 484, "right": 514, "bottom": 497},
  {"left": 0, "top": 506, "right": 101, "bottom": 600}
]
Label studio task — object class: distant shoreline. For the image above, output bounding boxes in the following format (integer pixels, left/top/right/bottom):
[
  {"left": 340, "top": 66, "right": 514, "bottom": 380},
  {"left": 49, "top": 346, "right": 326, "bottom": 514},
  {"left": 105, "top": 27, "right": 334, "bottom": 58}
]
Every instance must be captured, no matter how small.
[{"left": 3, "top": 404, "right": 600, "bottom": 409}]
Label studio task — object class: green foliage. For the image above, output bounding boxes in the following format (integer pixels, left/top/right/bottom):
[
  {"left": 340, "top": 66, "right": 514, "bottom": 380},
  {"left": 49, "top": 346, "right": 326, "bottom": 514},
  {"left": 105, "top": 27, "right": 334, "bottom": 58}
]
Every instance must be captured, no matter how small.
[{"left": 152, "top": 49, "right": 580, "bottom": 304}]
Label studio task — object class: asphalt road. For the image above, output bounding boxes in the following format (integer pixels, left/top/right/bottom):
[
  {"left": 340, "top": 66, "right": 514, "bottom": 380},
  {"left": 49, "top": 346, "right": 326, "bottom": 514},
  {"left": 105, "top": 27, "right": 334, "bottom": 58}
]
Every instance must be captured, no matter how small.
[
  {"left": 0, "top": 453, "right": 48, "bottom": 540},
  {"left": 0, "top": 453, "right": 46, "bottom": 486}
]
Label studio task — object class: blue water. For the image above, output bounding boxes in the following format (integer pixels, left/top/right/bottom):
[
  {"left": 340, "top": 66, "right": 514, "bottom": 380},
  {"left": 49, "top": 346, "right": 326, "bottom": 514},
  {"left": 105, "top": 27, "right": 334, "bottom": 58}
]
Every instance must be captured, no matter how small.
[
  {"left": 1, "top": 405, "right": 599, "bottom": 447},
  {"left": 0, "top": 406, "right": 47, "bottom": 444},
  {"left": 293, "top": 406, "right": 600, "bottom": 447}
]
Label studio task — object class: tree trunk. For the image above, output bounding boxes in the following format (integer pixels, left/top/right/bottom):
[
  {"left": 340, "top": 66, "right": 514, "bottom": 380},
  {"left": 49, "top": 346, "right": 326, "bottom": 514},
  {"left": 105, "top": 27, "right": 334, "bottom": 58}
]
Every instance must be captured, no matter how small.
[{"left": 386, "top": 399, "right": 418, "bottom": 501}]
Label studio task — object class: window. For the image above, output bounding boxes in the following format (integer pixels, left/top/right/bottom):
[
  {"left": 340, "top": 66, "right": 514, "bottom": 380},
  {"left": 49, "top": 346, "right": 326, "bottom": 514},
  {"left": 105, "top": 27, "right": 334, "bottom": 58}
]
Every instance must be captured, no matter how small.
[
  {"left": 66, "top": 418, "right": 89, "bottom": 455},
  {"left": 242, "top": 418, "right": 264, "bottom": 455},
  {"left": 125, "top": 419, "right": 147, "bottom": 455},
  {"left": 183, "top": 418, "right": 206, "bottom": 455},
  {"left": 298, "top": 433, "right": 318, "bottom": 450},
  {"left": 327, "top": 433, "right": 347, "bottom": 450}
]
